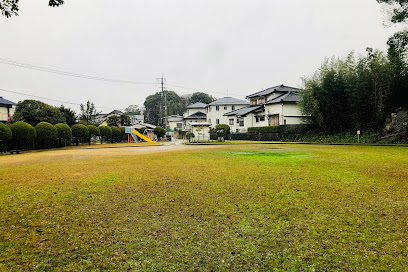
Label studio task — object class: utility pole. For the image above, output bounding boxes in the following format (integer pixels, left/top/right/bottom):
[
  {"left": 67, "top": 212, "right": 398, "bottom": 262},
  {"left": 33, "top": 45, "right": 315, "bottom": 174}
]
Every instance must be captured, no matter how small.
[{"left": 157, "top": 75, "right": 167, "bottom": 126}]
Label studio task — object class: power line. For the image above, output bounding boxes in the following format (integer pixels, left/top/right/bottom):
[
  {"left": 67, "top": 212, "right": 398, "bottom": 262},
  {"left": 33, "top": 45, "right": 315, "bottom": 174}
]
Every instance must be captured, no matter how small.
[
  {"left": 0, "top": 87, "right": 124, "bottom": 111},
  {"left": 0, "top": 57, "right": 157, "bottom": 85}
]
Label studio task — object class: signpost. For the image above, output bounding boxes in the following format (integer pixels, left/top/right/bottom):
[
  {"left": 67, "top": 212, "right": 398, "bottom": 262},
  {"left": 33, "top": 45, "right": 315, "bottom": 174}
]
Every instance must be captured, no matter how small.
[{"left": 357, "top": 130, "right": 360, "bottom": 144}]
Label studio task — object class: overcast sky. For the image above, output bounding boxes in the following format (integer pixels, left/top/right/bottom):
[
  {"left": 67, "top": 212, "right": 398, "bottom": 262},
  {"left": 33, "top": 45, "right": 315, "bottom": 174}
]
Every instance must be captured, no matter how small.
[{"left": 0, "top": 0, "right": 401, "bottom": 113}]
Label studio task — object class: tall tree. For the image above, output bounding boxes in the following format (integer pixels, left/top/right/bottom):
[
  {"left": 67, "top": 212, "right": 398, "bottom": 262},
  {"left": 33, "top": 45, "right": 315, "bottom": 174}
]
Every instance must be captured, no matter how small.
[
  {"left": 0, "top": 0, "right": 64, "bottom": 17},
  {"left": 79, "top": 101, "right": 99, "bottom": 126},
  {"left": 144, "top": 90, "right": 186, "bottom": 125},
  {"left": 13, "top": 100, "right": 65, "bottom": 126},
  {"left": 124, "top": 105, "right": 141, "bottom": 115},
  {"left": 59, "top": 106, "right": 77, "bottom": 127},
  {"left": 189, "top": 92, "right": 216, "bottom": 104},
  {"left": 377, "top": 0, "right": 408, "bottom": 23}
]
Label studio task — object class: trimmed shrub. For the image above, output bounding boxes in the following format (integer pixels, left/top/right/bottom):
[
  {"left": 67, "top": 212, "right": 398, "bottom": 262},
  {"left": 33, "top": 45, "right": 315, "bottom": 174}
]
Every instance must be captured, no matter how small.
[
  {"left": 138, "top": 127, "right": 147, "bottom": 134},
  {"left": 55, "top": 123, "right": 72, "bottom": 139},
  {"left": 0, "top": 123, "right": 12, "bottom": 152},
  {"left": 0, "top": 123, "right": 12, "bottom": 142},
  {"left": 71, "top": 124, "right": 89, "bottom": 146},
  {"left": 120, "top": 127, "right": 126, "bottom": 135},
  {"left": 35, "top": 122, "right": 58, "bottom": 148},
  {"left": 154, "top": 126, "right": 166, "bottom": 138},
  {"left": 185, "top": 132, "right": 195, "bottom": 142},
  {"left": 87, "top": 125, "right": 100, "bottom": 145},
  {"left": 87, "top": 125, "right": 100, "bottom": 136},
  {"left": 215, "top": 124, "right": 230, "bottom": 138},
  {"left": 248, "top": 126, "right": 280, "bottom": 133},
  {"left": 99, "top": 126, "right": 112, "bottom": 144},
  {"left": 9, "top": 121, "right": 36, "bottom": 150},
  {"left": 111, "top": 126, "right": 121, "bottom": 143},
  {"left": 55, "top": 123, "right": 72, "bottom": 147}
]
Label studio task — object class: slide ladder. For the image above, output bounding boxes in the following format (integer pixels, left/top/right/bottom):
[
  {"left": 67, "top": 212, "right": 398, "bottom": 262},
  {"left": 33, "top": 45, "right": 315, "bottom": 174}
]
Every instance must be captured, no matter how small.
[{"left": 131, "top": 130, "right": 156, "bottom": 143}]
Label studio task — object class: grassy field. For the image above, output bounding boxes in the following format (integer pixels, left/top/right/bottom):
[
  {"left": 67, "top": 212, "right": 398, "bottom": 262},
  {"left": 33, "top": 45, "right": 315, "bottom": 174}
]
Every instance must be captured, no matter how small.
[{"left": 0, "top": 143, "right": 407, "bottom": 271}]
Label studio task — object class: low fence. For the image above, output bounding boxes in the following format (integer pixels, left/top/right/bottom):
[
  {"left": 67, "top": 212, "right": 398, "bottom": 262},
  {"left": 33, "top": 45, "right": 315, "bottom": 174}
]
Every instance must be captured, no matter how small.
[{"left": 227, "top": 133, "right": 280, "bottom": 141}]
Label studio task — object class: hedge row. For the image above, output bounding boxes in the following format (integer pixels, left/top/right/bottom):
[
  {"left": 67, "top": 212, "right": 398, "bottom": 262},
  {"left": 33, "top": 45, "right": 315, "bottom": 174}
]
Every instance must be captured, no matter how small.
[
  {"left": 248, "top": 126, "right": 280, "bottom": 133},
  {"left": 0, "top": 121, "right": 129, "bottom": 152}
]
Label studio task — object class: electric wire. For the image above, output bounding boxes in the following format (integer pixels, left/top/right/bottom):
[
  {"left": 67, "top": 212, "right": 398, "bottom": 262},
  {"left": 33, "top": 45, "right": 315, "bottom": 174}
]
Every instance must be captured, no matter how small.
[
  {"left": 0, "top": 87, "right": 124, "bottom": 111},
  {"left": 0, "top": 57, "right": 157, "bottom": 85}
]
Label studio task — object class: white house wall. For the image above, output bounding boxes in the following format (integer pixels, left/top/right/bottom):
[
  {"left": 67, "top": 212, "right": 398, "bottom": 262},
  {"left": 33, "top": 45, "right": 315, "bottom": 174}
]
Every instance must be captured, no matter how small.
[
  {"left": 207, "top": 104, "right": 247, "bottom": 128},
  {"left": 0, "top": 107, "right": 14, "bottom": 122}
]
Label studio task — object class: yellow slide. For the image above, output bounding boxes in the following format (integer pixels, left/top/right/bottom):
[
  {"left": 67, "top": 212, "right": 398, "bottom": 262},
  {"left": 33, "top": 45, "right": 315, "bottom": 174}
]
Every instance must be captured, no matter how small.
[{"left": 132, "top": 130, "right": 156, "bottom": 143}]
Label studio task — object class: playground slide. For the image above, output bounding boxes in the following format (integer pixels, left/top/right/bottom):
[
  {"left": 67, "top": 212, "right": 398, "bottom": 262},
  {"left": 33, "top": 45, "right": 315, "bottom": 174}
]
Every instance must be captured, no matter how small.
[{"left": 132, "top": 130, "right": 156, "bottom": 143}]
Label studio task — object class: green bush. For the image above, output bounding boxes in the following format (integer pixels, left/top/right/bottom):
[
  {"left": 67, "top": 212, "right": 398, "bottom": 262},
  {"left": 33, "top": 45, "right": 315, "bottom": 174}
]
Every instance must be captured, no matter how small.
[
  {"left": 71, "top": 124, "right": 89, "bottom": 145},
  {"left": 111, "top": 126, "right": 121, "bottom": 143},
  {"left": 138, "top": 127, "right": 147, "bottom": 134},
  {"left": 9, "top": 121, "right": 36, "bottom": 150},
  {"left": 99, "top": 126, "right": 112, "bottom": 137},
  {"left": 35, "top": 122, "right": 58, "bottom": 148},
  {"left": 120, "top": 127, "right": 126, "bottom": 135},
  {"left": 215, "top": 124, "right": 230, "bottom": 138},
  {"left": 248, "top": 126, "right": 280, "bottom": 133},
  {"left": 87, "top": 125, "right": 100, "bottom": 136},
  {"left": 55, "top": 123, "right": 72, "bottom": 140},
  {"left": 111, "top": 126, "right": 121, "bottom": 136},
  {"left": 154, "top": 126, "right": 166, "bottom": 138},
  {"left": 55, "top": 123, "right": 72, "bottom": 147},
  {"left": 99, "top": 126, "right": 112, "bottom": 144},
  {"left": 185, "top": 132, "right": 195, "bottom": 139},
  {"left": 71, "top": 124, "right": 89, "bottom": 138},
  {"left": 0, "top": 123, "right": 12, "bottom": 142}
]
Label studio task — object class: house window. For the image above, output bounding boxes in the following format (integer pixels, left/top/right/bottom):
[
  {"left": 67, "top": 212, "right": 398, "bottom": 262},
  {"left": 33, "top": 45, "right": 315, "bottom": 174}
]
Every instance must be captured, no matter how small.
[
  {"left": 239, "top": 119, "right": 244, "bottom": 127},
  {"left": 176, "top": 123, "right": 182, "bottom": 128},
  {"left": 216, "top": 119, "right": 220, "bottom": 124},
  {"left": 208, "top": 118, "right": 211, "bottom": 123},
  {"left": 232, "top": 106, "right": 235, "bottom": 110},
  {"left": 216, "top": 106, "right": 220, "bottom": 111},
  {"left": 229, "top": 119, "right": 234, "bottom": 125},
  {"left": 224, "top": 106, "right": 227, "bottom": 110},
  {"left": 255, "top": 117, "right": 259, "bottom": 123},
  {"left": 260, "top": 116, "right": 265, "bottom": 122}
]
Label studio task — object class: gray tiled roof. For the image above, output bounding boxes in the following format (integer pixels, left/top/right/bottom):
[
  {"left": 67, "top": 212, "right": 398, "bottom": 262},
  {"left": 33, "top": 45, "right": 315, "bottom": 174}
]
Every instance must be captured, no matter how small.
[
  {"left": 184, "top": 111, "right": 207, "bottom": 119},
  {"left": 187, "top": 102, "right": 208, "bottom": 109},
  {"left": 209, "top": 97, "right": 249, "bottom": 106},
  {"left": 265, "top": 91, "right": 301, "bottom": 105},
  {"left": 167, "top": 115, "right": 183, "bottom": 122},
  {"left": 0, "top": 97, "right": 16, "bottom": 106},
  {"left": 246, "top": 84, "right": 299, "bottom": 99},
  {"left": 224, "top": 105, "right": 263, "bottom": 117}
]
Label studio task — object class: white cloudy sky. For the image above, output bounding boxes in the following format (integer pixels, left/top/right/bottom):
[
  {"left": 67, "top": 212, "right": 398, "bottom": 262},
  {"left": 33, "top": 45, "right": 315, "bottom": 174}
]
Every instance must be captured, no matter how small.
[{"left": 0, "top": 0, "right": 401, "bottom": 113}]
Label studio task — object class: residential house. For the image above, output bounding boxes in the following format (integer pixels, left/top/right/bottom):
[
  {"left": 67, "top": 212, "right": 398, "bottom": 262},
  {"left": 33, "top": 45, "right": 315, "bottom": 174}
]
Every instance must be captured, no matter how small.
[
  {"left": 183, "top": 102, "right": 208, "bottom": 130},
  {"left": 224, "top": 85, "right": 307, "bottom": 132},
  {"left": 127, "top": 114, "right": 144, "bottom": 126},
  {"left": 97, "top": 110, "right": 123, "bottom": 126},
  {"left": 206, "top": 97, "right": 249, "bottom": 128},
  {"left": 0, "top": 97, "right": 16, "bottom": 124}
]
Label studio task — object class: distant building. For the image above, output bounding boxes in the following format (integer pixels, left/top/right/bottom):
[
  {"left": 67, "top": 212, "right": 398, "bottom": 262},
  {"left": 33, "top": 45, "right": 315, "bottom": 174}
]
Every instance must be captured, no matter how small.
[
  {"left": 224, "top": 85, "right": 307, "bottom": 132},
  {"left": 183, "top": 102, "right": 208, "bottom": 130},
  {"left": 0, "top": 96, "right": 16, "bottom": 124},
  {"left": 206, "top": 97, "right": 249, "bottom": 128}
]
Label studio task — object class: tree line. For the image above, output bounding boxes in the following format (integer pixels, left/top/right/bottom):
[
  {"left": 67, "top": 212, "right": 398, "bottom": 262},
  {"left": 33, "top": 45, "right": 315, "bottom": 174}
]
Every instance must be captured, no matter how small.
[{"left": 300, "top": 1, "right": 408, "bottom": 134}]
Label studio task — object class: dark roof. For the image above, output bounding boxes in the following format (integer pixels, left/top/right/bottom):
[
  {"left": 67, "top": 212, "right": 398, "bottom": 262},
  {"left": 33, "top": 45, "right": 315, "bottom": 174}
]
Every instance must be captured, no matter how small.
[
  {"left": 108, "top": 110, "right": 123, "bottom": 115},
  {"left": 246, "top": 84, "right": 299, "bottom": 99},
  {"left": 209, "top": 97, "right": 249, "bottom": 106},
  {"left": 184, "top": 111, "right": 207, "bottom": 119},
  {"left": 0, "top": 97, "right": 16, "bottom": 106},
  {"left": 265, "top": 91, "right": 300, "bottom": 105},
  {"left": 224, "top": 105, "right": 263, "bottom": 117},
  {"left": 187, "top": 102, "right": 208, "bottom": 109}
]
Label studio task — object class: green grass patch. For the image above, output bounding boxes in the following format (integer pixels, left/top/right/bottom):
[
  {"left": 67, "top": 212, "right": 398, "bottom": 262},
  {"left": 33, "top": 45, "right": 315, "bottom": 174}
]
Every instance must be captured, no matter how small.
[{"left": 0, "top": 144, "right": 407, "bottom": 271}]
